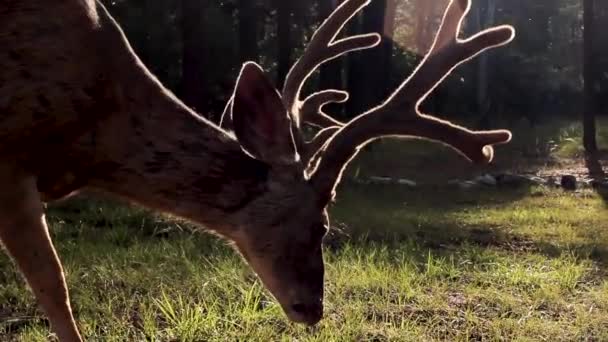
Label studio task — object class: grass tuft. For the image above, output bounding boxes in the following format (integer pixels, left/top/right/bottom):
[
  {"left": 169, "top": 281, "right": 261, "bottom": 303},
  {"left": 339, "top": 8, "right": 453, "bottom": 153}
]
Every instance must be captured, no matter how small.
[{"left": 1, "top": 185, "right": 608, "bottom": 340}]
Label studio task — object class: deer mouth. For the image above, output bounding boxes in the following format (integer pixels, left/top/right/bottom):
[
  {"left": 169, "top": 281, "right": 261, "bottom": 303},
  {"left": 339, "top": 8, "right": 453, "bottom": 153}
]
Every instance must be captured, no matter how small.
[{"left": 285, "top": 300, "right": 323, "bottom": 326}]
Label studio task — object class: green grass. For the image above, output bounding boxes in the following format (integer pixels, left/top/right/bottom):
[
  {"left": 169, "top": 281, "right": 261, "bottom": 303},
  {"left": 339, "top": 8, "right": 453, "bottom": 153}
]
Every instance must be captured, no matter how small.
[
  {"left": 1, "top": 186, "right": 608, "bottom": 341},
  {"left": 551, "top": 120, "right": 608, "bottom": 159}
]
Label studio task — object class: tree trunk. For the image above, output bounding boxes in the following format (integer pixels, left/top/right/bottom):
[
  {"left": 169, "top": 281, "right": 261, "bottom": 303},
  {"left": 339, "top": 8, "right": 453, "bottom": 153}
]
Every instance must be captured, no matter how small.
[
  {"left": 346, "top": 0, "right": 394, "bottom": 118},
  {"left": 319, "top": 0, "right": 344, "bottom": 118},
  {"left": 238, "top": 0, "right": 259, "bottom": 62},
  {"left": 346, "top": 11, "right": 365, "bottom": 118},
  {"left": 360, "top": 0, "right": 392, "bottom": 106},
  {"left": 584, "top": 0, "right": 598, "bottom": 153},
  {"left": 180, "top": 0, "right": 209, "bottom": 115},
  {"left": 276, "top": 0, "right": 292, "bottom": 88},
  {"left": 475, "top": 0, "right": 496, "bottom": 128},
  {"left": 381, "top": 0, "right": 397, "bottom": 93}
]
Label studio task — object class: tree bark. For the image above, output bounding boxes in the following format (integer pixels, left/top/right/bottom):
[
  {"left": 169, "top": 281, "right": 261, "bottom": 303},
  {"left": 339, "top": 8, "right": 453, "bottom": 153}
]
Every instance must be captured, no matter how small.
[
  {"left": 584, "top": 0, "right": 598, "bottom": 153},
  {"left": 475, "top": 0, "right": 496, "bottom": 128},
  {"left": 180, "top": 0, "right": 209, "bottom": 115},
  {"left": 319, "top": 0, "right": 343, "bottom": 91},
  {"left": 276, "top": 0, "right": 292, "bottom": 88},
  {"left": 346, "top": 11, "right": 365, "bottom": 118},
  {"left": 381, "top": 0, "right": 397, "bottom": 94},
  {"left": 319, "top": 0, "right": 344, "bottom": 118},
  {"left": 238, "top": 0, "right": 259, "bottom": 62},
  {"left": 360, "top": 0, "right": 391, "bottom": 106}
]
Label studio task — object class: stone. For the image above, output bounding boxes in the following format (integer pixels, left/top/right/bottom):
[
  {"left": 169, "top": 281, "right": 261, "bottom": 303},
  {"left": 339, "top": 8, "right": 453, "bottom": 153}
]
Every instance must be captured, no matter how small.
[
  {"left": 560, "top": 175, "right": 577, "bottom": 191},
  {"left": 475, "top": 174, "right": 497, "bottom": 186},
  {"left": 397, "top": 179, "right": 417, "bottom": 187},
  {"left": 528, "top": 176, "right": 545, "bottom": 184},
  {"left": 545, "top": 176, "right": 559, "bottom": 188},
  {"left": 495, "top": 173, "right": 536, "bottom": 187},
  {"left": 368, "top": 176, "right": 394, "bottom": 185},
  {"left": 459, "top": 181, "right": 479, "bottom": 190}
]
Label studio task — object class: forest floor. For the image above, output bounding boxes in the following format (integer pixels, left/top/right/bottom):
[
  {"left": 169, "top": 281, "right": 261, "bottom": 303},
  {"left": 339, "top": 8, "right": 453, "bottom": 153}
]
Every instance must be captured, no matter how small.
[
  {"left": 1, "top": 117, "right": 608, "bottom": 341},
  {"left": 351, "top": 116, "right": 608, "bottom": 185}
]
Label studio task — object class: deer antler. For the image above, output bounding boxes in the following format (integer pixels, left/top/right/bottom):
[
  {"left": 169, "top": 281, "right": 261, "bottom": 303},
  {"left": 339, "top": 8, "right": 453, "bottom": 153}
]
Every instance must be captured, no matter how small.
[
  {"left": 281, "top": 0, "right": 381, "bottom": 130},
  {"left": 219, "top": 0, "right": 377, "bottom": 136},
  {"left": 308, "top": 0, "right": 515, "bottom": 201}
]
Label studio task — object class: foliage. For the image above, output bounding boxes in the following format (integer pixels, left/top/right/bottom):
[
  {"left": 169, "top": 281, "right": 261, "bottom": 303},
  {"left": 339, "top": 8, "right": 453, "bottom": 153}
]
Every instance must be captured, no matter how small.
[{"left": 99, "top": 0, "right": 605, "bottom": 126}]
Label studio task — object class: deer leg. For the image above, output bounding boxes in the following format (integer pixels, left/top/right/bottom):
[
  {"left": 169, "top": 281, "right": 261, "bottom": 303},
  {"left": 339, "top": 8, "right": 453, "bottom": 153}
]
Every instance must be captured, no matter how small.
[{"left": 0, "top": 169, "right": 82, "bottom": 342}]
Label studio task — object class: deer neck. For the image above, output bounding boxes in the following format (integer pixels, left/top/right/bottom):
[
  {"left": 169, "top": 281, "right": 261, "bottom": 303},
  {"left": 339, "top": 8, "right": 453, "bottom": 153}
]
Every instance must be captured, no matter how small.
[
  {"left": 63, "top": 67, "right": 269, "bottom": 235},
  {"left": 106, "top": 86, "right": 268, "bottom": 233},
  {"left": 33, "top": 2, "right": 270, "bottom": 235}
]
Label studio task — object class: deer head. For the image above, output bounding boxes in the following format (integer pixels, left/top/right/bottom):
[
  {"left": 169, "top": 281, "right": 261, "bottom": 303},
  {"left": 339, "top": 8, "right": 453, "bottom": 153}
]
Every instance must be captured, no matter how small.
[{"left": 220, "top": 0, "right": 515, "bottom": 325}]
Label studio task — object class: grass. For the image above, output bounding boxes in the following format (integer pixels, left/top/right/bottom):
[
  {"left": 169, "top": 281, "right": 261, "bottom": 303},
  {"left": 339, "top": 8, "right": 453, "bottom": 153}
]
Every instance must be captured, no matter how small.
[
  {"left": 552, "top": 120, "right": 608, "bottom": 159},
  {"left": 347, "top": 116, "right": 608, "bottom": 184},
  {"left": 1, "top": 184, "right": 608, "bottom": 341}
]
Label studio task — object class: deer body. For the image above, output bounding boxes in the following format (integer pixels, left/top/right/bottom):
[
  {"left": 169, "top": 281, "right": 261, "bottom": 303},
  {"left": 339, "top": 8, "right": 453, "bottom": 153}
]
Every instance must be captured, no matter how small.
[
  {"left": 1, "top": 2, "right": 284, "bottom": 340},
  {"left": 2, "top": 1, "right": 267, "bottom": 221},
  {"left": 1, "top": 0, "right": 515, "bottom": 341}
]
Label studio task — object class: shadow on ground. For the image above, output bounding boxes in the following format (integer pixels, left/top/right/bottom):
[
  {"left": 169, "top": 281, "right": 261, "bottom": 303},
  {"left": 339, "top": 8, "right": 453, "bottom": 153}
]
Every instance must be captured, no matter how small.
[
  {"left": 330, "top": 184, "right": 608, "bottom": 270},
  {"left": 41, "top": 177, "right": 608, "bottom": 281},
  {"left": 348, "top": 117, "right": 577, "bottom": 185}
]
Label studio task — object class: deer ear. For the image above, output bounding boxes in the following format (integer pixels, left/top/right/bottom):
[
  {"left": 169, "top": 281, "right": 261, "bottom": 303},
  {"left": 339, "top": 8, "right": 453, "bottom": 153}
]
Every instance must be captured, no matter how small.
[{"left": 231, "top": 62, "right": 298, "bottom": 165}]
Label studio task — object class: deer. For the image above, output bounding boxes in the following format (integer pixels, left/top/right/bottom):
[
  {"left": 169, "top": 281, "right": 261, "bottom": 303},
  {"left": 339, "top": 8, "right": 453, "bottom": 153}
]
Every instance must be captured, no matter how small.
[{"left": 0, "top": 0, "right": 515, "bottom": 340}]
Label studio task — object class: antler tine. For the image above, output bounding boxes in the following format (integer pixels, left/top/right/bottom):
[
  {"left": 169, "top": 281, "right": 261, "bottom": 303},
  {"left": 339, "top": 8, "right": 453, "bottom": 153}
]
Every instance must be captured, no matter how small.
[
  {"left": 300, "top": 90, "right": 348, "bottom": 128},
  {"left": 282, "top": 0, "right": 381, "bottom": 125},
  {"left": 302, "top": 126, "right": 341, "bottom": 169},
  {"left": 309, "top": 0, "right": 516, "bottom": 201},
  {"left": 392, "top": 0, "right": 515, "bottom": 107},
  {"left": 434, "top": 0, "right": 470, "bottom": 51}
]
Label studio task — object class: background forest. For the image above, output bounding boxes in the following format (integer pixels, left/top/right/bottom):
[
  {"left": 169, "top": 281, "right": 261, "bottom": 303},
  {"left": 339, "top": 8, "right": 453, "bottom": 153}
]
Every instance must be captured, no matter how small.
[
  {"left": 5, "top": 1, "right": 608, "bottom": 341},
  {"left": 101, "top": 0, "right": 607, "bottom": 142}
]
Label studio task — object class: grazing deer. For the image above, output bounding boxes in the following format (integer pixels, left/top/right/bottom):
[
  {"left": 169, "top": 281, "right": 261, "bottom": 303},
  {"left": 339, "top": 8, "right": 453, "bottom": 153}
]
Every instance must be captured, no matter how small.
[{"left": 0, "top": 0, "right": 514, "bottom": 340}]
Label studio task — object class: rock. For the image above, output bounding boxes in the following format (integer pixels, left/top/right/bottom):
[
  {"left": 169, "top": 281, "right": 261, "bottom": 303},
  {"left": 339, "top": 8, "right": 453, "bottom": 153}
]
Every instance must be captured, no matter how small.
[
  {"left": 459, "top": 181, "right": 479, "bottom": 190},
  {"left": 366, "top": 177, "right": 418, "bottom": 187},
  {"left": 545, "top": 176, "right": 559, "bottom": 188},
  {"left": 397, "top": 179, "right": 417, "bottom": 187},
  {"left": 475, "top": 174, "right": 497, "bottom": 186},
  {"left": 560, "top": 175, "right": 577, "bottom": 191},
  {"left": 495, "top": 173, "right": 536, "bottom": 187},
  {"left": 349, "top": 177, "right": 368, "bottom": 185},
  {"left": 528, "top": 176, "right": 545, "bottom": 184},
  {"left": 369, "top": 176, "right": 394, "bottom": 185},
  {"left": 581, "top": 179, "right": 594, "bottom": 188}
]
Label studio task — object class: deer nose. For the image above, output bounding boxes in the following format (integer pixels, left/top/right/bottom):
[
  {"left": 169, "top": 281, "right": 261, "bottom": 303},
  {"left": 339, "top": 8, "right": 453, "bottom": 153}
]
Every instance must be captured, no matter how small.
[{"left": 289, "top": 301, "right": 323, "bottom": 326}]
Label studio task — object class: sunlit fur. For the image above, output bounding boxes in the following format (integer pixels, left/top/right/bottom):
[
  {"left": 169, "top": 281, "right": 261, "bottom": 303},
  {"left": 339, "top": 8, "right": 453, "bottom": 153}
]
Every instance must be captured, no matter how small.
[{"left": 0, "top": 0, "right": 514, "bottom": 340}]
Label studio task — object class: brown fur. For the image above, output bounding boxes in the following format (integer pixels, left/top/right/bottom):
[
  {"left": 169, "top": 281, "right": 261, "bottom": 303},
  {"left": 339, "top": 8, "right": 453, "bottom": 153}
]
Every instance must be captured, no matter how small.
[{"left": 0, "top": 0, "right": 515, "bottom": 340}]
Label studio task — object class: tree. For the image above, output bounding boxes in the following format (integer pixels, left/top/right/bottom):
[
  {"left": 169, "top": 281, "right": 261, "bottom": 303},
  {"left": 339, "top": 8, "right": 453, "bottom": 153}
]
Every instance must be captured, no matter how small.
[
  {"left": 593, "top": 0, "right": 608, "bottom": 114},
  {"left": 276, "top": 0, "right": 293, "bottom": 87},
  {"left": 360, "top": 0, "right": 392, "bottom": 106},
  {"left": 584, "top": 0, "right": 598, "bottom": 153},
  {"left": 238, "top": 0, "right": 259, "bottom": 62},
  {"left": 474, "top": 0, "right": 497, "bottom": 128},
  {"left": 345, "top": 9, "right": 365, "bottom": 117},
  {"left": 346, "top": 0, "right": 395, "bottom": 117},
  {"left": 180, "top": 0, "right": 209, "bottom": 114},
  {"left": 381, "top": 0, "right": 397, "bottom": 91},
  {"left": 319, "top": 0, "right": 345, "bottom": 118}
]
